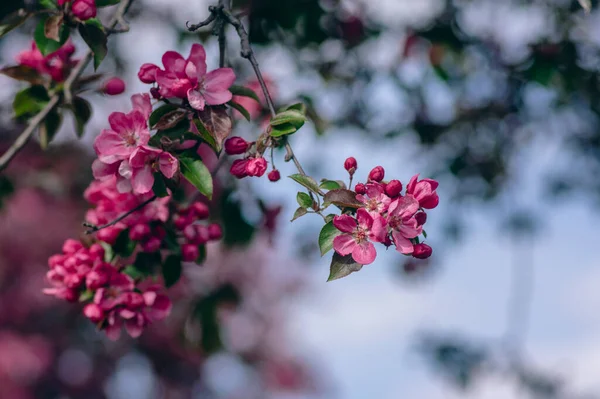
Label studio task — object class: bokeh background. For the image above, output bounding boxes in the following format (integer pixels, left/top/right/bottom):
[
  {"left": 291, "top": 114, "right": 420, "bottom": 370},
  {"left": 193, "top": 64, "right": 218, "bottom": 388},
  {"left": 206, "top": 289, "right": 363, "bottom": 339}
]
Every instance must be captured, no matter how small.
[{"left": 2, "top": 0, "right": 600, "bottom": 398}]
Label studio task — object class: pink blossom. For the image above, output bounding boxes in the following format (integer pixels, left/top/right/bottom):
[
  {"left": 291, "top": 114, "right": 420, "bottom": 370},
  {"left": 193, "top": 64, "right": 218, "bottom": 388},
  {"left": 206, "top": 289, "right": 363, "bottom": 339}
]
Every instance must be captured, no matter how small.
[
  {"left": 16, "top": 41, "right": 76, "bottom": 82},
  {"left": 406, "top": 174, "right": 439, "bottom": 209},
  {"left": 332, "top": 208, "right": 387, "bottom": 265},
  {"left": 118, "top": 146, "right": 179, "bottom": 194},
  {"left": 71, "top": 0, "right": 96, "bottom": 21},
  {"left": 386, "top": 195, "right": 422, "bottom": 254},
  {"left": 246, "top": 157, "right": 268, "bottom": 177},
  {"left": 140, "top": 44, "right": 236, "bottom": 110},
  {"left": 356, "top": 183, "right": 391, "bottom": 216},
  {"left": 93, "top": 272, "right": 135, "bottom": 310}
]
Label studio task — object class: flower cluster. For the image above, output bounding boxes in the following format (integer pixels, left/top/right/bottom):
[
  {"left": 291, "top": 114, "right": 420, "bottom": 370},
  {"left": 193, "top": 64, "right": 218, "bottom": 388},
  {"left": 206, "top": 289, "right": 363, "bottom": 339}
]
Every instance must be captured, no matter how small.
[
  {"left": 332, "top": 160, "right": 438, "bottom": 265},
  {"left": 92, "top": 93, "right": 179, "bottom": 194},
  {"left": 173, "top": 202, "right": 223, "bottom": 262},
  {"left": 224, "top": 136, "right": 269, "bottom": 179},
  {"left": 17, "top": 41, "right": 76, "bottom": 82},
  {"left": 59, "top": 0, "right": 97, "bottom": 21},
  {"left": 137, "top": 44, "right": 235, "bottom": 110}
]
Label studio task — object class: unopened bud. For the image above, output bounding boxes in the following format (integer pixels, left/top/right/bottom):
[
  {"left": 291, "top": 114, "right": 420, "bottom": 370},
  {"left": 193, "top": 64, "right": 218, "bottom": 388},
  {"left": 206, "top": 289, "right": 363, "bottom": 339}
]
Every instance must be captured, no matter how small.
[
  {"left": 102, "top": 77, "right": 126, "bottom": 95},
  {"left": 355, "top": 183, "right": 366, "bottom": 195},
  {"left": 368, "top": 166, "right": 385, "bottom": 182},
  {"left": 385, "top": 179, "right": 402, "bottom": 197},
  {"left": 268, "top": 169, "right": 281, "bottom": 182},
  {"left": 224, "top": 136, "right": 250, "bottom": 155},
  {"left": 412, "top": 243, "right": 432, "bottom": 259},
  {"left": 344, "top": 157, "right": 357, "bottom": 175}
]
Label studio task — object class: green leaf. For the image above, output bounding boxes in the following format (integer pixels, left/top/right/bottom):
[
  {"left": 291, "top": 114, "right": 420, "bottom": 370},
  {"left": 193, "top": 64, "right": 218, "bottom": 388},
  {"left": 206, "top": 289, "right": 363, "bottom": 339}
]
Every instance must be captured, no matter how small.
[
  {"left": 78, "top": 19, "right": 107, "bottom": 70},
  {"left": 13, "top": 86, "right": 49, "bottom": 118},
  {"left": 122, "top": 265, "right": 145, "bottom": 280},
  {"left": 79, "top": 290, "right": 93, "bottom": 302},
  {"left": 96, "top": 0, "right": 121, "bottom": 6},
  {"left": 196, "top": 245, "right": 207, "bottom": 264},
  {"left": 328, "top": 253, "right": 363, "bottom": 282},
  {"left": 291, "top": 207, "right": 308, "bottom": 222},
  {"left": 152, "top": 173, "right": 169, "bottom": 197},
  {"left": 229, "top": 85, "right": 260, "bottom": 102},
  {"left": 422, "top": 230, "right": 427, "bottom": 239},
  {"left": 227, "top": 100, "right": 251, "bottom": 121},
  {"left": 162, "top": 254, "right": 182, "bottom": 288},
  {"left": 191, "top": 118, "right": 218, "bottom": 151},
  {"left": 34, "top": 16, "right": 69, "bottom": 55},
  {"left": 99, "top": 241, "right": 114, "bottom": 262},
  {"left": 318, "top": 221, "right": 341, "bottom": 256},
  {"left": 38, "top": 0, "right": 58, "bottom": 9},
  {"left": 288, "top": 174, "right": 321, "bottom": 195},
  {"left": 1, "top": 11, "right": 33, "bottom": 38},
  {"left": 270, "top": 124, "right": 299, "bottom": 137},
  {"left": 134, "top": 251, "right": 162, "bottom": 275},
  {"left": 221, "top": 190, "right": 256, "bottom": 246},
  {"left": 195, "top": 105, "right": 232, "bottom": 154},
  {"left": 39, "top": 108, "right": 62, "bottom": 149},
  {"left": 113, "top": 229, "right": 137, "bottom": 257},
  {"left": 325, "top": 213, "right": 335, "bottom": 223},
  {"left": 179, "top": 156, "right": 213, "bottom": 200},
  {"left": 0, "top": 65, "right": 44, "bottom": 85},
  {"left": 319, "top": 180, "right": 343, "bottom": 190},
  {"left": 323, "top": 189, "right": 363, "bottom": 209},
  {"left": 270, "top": 109, "right": 306, "bottom": 128},
  {"left": 285, "top": 102, "right": 307, "bottom": 115},
  {"left": 149, "top": 104, "right": 178, "bottom": 126},
  {"left": 71, "top": 96, "right": 92, "bottom": 137},
  {"left": 296, "top": 192, "right": 313, "bottom": 208}
]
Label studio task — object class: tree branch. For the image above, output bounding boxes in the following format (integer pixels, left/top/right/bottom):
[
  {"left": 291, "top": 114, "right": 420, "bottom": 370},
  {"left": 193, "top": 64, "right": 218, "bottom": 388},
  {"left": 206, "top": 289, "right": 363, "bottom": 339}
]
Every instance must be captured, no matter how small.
[
  {"left": 83, "top": 195, "right": 157, "bottom": 234},
  {"left": 0, "top": 0, "right": 135, "bottom": 173}
]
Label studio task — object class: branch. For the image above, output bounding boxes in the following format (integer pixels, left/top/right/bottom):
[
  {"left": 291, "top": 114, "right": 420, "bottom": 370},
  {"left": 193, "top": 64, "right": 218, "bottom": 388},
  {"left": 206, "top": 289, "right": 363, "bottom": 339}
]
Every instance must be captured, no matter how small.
[
  {"left": 83, "top": 195, "right": 157, "bottom": 234},
  {"left": 0, "top": 0, "right": 135, "bottom": 173}
]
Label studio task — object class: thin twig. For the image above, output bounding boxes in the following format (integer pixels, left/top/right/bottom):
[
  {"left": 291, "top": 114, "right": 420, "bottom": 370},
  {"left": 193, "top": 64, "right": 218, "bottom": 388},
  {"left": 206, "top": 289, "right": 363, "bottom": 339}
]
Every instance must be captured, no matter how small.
[
  {"left": 83, "top": 195, "right": 157, "bottom": 234},
  {"left": 0, "top": 0, "right": 135, "bottom": 173}
]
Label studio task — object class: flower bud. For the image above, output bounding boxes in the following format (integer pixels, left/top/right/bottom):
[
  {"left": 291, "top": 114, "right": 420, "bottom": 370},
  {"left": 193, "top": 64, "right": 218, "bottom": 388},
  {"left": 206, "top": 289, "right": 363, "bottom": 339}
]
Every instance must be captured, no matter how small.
[
  {"left": 355, "top": 183, "right": 366, "bottom": 195},
  {"left": 83, "top": 303, "right": 104, "bottom": 323},
  {"left": 97, "top": 226, "right": 121, "bottom": 245},
  {"left": 72, "top": 0, "right": 96, "bottom": 21},
  {"left": 62, "top": 239, "right": 83, "bottom": 254},
  {"left": 174, "top": 214, "right": 193, "bottom": 231},
  {"left": 344, "top": 157, "right": 357, "bottom": 175},
  {"left": 415, "top": 212, "right": 427, "bottom": 226},
  {"left": 141, "top": 237, "right": 162, "bottom": 253},
  {"left": 190, "top": 202, "right": 210, "bottom": 220},
  {"left": 246, "top": 157, "right": 267, "bottom": 177},
  {"left": 138, "top": 63, "right": 159, "bottom": 84},
  {"left": 208, "top": 223, "right": 223, "bottom": 240},
  {"left": 89, "top": 244, "right": 105, "bottom": 261},
  {"left": 230, "top": 159, "right": 249, "bottom": 179},
  {"left": 268, "top": 169, "right": 281, "bottom": 182},
  {"left": 385, "top": 179, "right": 402, "bottom": 197},
  {"left": 182, "top": 244, "right": 199, "bottom": 262},
  {"left": 224, "top": 137, "right": 249, "bottom": 155},
  {"left": 102, "top": 77, "right": 126, "bottom": 95},
  {"left": 129, "top": 224, "right": 151, "bottom": 241},
  {"left": 412, "top": 243, "right": 432, "bottom": 259},
  {"left": 368, "top": 166, "right": 385, "bottom": 182},
  {"left": 150, "top": 87, "right": 161, "bottom": 99},
  {"left": 86, "top": 268, "right": 109, "bottom": 290}
]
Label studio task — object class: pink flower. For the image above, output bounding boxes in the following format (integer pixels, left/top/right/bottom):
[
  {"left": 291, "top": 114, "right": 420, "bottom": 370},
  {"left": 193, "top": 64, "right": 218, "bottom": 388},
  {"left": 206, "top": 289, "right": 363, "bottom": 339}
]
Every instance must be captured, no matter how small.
[
  {"left": 412, "top": 243, "right": 432, "bottom": 259},
  {"left": 356, "top": 183, "right": 391, "bottom": 216},
  {"left": 141, "top": 44, "right": 236, "bottom": 110},
  {"left": 406, "top": 174, "right": 439, "bottom": 209},
  {"left": 118, "top": 145, "right": 179, "bottom": 194},
  {"left": 16, "top": 41, "right": 76, "bottom": 82},
  {"left": 386, "top": 195, "right": 422, "bottom": 254},
  {"left": 71, "top": 0, "right": 96, "bottom": 21},
  {"left": 332, "top": 208, "right": 387, "bottom": 265},
  {"left": 246, "top": 157, "right": 268, "bottom": 177},
  {"left": 230, "top": 159, "right": 249, "bottom": 178}
]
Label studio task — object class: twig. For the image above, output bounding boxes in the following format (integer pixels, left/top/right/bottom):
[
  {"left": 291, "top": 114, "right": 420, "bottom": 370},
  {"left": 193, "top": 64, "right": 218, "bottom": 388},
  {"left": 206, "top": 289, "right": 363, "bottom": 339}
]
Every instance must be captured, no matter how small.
[
  {"left": 83, "top": 195, "right": 157, "bottom": 234},
  {"left": 0, "top": 0, "right": 135, "bottom": 173}
]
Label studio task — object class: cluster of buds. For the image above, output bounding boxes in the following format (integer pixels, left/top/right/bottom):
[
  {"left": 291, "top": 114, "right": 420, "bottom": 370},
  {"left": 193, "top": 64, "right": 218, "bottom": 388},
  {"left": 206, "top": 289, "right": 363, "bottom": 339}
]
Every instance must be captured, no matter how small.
[
  {"left": 225, "top": 136, "right": 270, "bottom": 179},
  {"left": 173, "top": 202, "right": 222, "bottom": 262}
]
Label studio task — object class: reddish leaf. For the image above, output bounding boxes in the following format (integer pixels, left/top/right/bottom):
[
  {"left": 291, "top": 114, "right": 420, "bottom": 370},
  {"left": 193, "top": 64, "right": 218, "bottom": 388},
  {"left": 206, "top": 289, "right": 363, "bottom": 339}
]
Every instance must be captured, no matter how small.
[
  {"left": 196, "top": 105, "right": 232, "bottom": 153},
  {"left": 0, "top": 65, "right": 44, "bottom": 85},
  {"left": 153, "top": 109, "right": 187, "bottom": 131},
  {"left": 44, "top": 14, "right": 63, "bottom": 41},
  {"left": 323, "top": 189, "right": 363, "bottom": 208}
]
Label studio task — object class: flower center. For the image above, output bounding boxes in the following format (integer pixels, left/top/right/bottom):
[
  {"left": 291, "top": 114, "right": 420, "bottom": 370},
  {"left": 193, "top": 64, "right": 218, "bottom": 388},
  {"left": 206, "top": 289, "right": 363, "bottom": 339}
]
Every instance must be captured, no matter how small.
[
  {"left": 366, "top": 198, "right": 379, "bottom": 212},
  {"left": 125, "top": 133, "right": 137, "bottom": 146},
  {"left": 354, "top": 227, "right": 368, "bottom": 243}
]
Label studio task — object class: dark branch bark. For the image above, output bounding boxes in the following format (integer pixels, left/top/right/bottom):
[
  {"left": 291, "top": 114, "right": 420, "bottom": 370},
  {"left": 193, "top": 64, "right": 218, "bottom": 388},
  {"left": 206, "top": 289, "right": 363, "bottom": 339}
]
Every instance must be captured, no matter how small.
[{"left": 83, "top": 195, "right": 158, "bottom": 234}]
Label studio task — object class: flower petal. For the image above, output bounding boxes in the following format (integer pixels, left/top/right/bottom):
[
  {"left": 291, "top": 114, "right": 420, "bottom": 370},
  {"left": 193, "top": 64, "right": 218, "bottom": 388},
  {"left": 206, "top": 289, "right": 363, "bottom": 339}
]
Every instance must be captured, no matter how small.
[
  {"left": 352, "top": 242, "right": 376, "bottom": 265},
  {"left": 333, "top": 214, "right": 356, "bottom": 233},
  {"left": 187, "top": 88, "right": 206, "bottom": 110},
  {"left": 108, "top": 112, "right": 133, "bottom": 135},
  {"left": 131, "top": 166, "right": 154, "bottom": 194},
  {"left": 130, "top": 93, "right": 152, "bottom": 119},
  {"left": 392, "top": 231, "right": 413, "bottom": 254},
  {"left": 333, "top": 234, "right": 356, "bottom": 256},
  {"left": 159, "top": 152, "right": 179, "bottom": 178},
  {"left": 390, "top": 195, "right": 419, "bottom": 219},
  {"left": 369, "top": 216, "right": 388, "bottom": 243},
  {"left": 356, "top": 208, "right": 374, "bottom": 230},
  {"left": 125, "top": 317, "right": 144, "bottom": 338},
  {"left": 162, "top": 51, "right": 186, "bottom": 76},
  {"left": 204, "top": 68, "right": 236, "bottom": 92},
  {"left": 187, "top": 43, "right": 207, "bottom": 77}
]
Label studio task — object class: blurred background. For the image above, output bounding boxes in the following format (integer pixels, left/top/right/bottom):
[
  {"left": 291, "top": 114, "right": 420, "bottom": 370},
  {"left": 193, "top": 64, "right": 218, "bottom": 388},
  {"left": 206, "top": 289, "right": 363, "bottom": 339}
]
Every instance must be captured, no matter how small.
[{"left": 2, "top": 0, "right": 600, "bottom": 398}]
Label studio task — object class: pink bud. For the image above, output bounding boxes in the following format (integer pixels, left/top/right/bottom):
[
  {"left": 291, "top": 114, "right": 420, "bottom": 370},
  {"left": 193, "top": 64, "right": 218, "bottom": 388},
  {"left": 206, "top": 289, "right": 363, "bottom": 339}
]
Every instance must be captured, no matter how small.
[
  {"left": 64, "top": 274, "right": 82, "bottom": 289},
  {"left": 415, "top": 212, "right": 427, "bottom": 226},
  {"left": 138, "top": 63, "right": 159, "bottom": 84},
  {"left": 86, "top": 268, "right": 109, "bottom": 290},
  {"left": 129, "top": 224, "right": 151, "bottom": 241},
  {"left": 97, "top": 227, "right": 121, "bottom": 245},
  {"left": 190, "top": 202, "right": 210, "bottom": 220},
  {"left": 224, "top": 137, "right": 249, "bottom": 155},
  {"left": 102, "top": 77, "right": 126, "bottom": 95},
  {"left": 355, "top": 183, "right": 366, "bottom": 195},
  {"left": 344, "top": 157, "right": 357, "bottom": 175},
  {"left": 208, "top": 223, "right": 223, "bottom": 240},
  {"left": 48, "top": 254, "right": 65, "bottom": 268},
  {"left": 141, "top": 237, "right": 162, "bottom": 253},
  {"left": 89, "top": 244, "right": 105, "bottom": 261},
  {"left": 124, "top": 292, "right": 145, "bottom": 309},
  {"left": 150, "top": 87, "right": 161, "bottom": 99},
  {"left": 230, "top": 159, "right": 249, "bottom": 179},
  {"left": 268, "top": 169, "right": 281, "bottom": 182},
  {"left": 246, "top": 157, "right": 267, "bottom": 177},
  {"left": 412, "top": 243, "right": 432, "bottom": 259},
  {"left": 182, "top": 244, "right": 199, "bottom": 262},
  {"left": 83, "top": 303, "right": 104, "bottom": 323},
  {"left": 184, "top": 224, "right": 210, "bottom": 245},
  {"left": 64, "top": 288, "right": 79, "bottom": 303},
  {"left": 71, "top": 0, "right": 96, "bottom": 20},
  {"left": 62, "top": 239, "right": 83, "bottom": 254},
  {"left": 385, "top": 180, "right": 402, "bottom": 197},
  {"left": 368, "top": 166, "right": 385, "bottom": 182},
  {"left": 174, "top": 214, "right": 193, "bottom": 231}
]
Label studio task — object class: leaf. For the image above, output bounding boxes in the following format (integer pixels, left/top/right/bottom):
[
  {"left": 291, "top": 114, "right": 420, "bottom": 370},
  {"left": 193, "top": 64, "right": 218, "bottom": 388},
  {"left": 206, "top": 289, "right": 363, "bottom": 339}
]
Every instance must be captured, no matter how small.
[
  {"left": 149, "top": 104, "right": 178, "bottom": 126},
  {"left": 153, "top": 109, "right": 187, "bottom": 131},
  {"left": 319, "top": 180, "right": 343, "bottom": 190},
  {"left": 270, "top": 109, "right": 306, "bottom": 128},
  {"left": 71, "top": 96, "right": 92, "bottom": 137},
  {"left": 229, "top": 85, "right": 260, "bottom": 102},
  {"left": 296, "top": 192, "right": 313, "bottom": 208},
  {"left": 179, "top": 156, "right": 213, "bottom": 200},
  {"left": 291, "top": 207, "right": 308, "bottom": 222},
  {"left": 0, "top": 65, "right": 44, "bottom": 85},
  {"left": 191, "top": 118, "right": 218, "bottom": 150},
  {"left": 44, "top": 14, "right": 63, "bottom": 41},
  {"left": 285, "top": 103, "right": 307, "bottom": 115},
  {"left": 152, "top": 173, "right": 169, "bottom": 197},
  {"left": 270, "top": 124, "right": 299, "bottom": 137},
  {"left": 227, "top": 100, "right": 251, "bottom": 121},
  {"left": 196, "top": 105, "right": 232, "bottom": 153},
  {"left": 578, "top": 0, "right": 591, "bottom": 13},
  {"left": 34, "top": 16, "right": 69, "bottom": 55},
  {"left": 134, "top": 251, "right": 162, "bottom": 275},
  {"left": 38, "top": 0, "right": 58, "bottom": 9},
  {"left": 318, "top": 221, "right": 341, "bottom": 256},
  {"left": 96, "top": 0, "right": 121, "bottom": 6},
  {"left": 162, "top": 254, "right": 182, "bottom": 288},
  {"left": 323, "top": 189, "right": 363, "bottom": 208},
  {"left": 288, "top": 174, "right": 321, "bottom": 195},
  {"left": 39, "top": 108, "right": 62, "bottom": 149},
  {"left": 13, "top": 86, "right": 49, "bottom": 119},
  {"left": 78, "top": 19, "right": 107, "bottom": 70},
  {"left": 221, "top": 190, "right": 256, "bottom": 246},
  {"left": 196, "top": 245, "right": 207, "bottom": 264},
  {"left": 0, "top": 10, "right": 32, "bottom": 38},
  {"left": 113, "top": 229, "right": 136, "bottom": 257},
  {"left": 328, "top": 253, "right": 363, "bottom": 282}
]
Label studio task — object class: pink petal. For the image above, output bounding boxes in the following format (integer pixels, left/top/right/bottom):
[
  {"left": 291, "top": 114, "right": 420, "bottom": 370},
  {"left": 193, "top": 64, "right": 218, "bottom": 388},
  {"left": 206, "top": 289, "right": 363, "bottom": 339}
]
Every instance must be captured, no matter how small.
[
  {"left": 185, "top": 61, "right": 198, "bottom": 81},
  {"left": 333, "top": 234, "right": 356, "bottom": 256},
  {"left": 159, "top": 152, "right": 179, "bottom": 178},
  {"left": 118, "top": 160, "right": 133, "bottom": 179},
  {"left": 125, "top": 317, "right": 144, "bottom": 338},
  {"left": 352, "top": 242, "right": 376, "bottom": 265},
  {"left": 120, "top": 309, "right": 137, "bottom": 319},
  {"left": 146, "top": 294, "right": 172, "bottom": 321},
  {"left": 423, "top": 178, "right": 439, "bottom": 191},
  {"left": 187, "top": 43, "right": 207, "bottom": 76},
  {"left": 389, "top": 195, "right": 419, "bottom": 219},
  {"left": 203, "top": 89, "right": 233, "bottom": 106},
  {"left": 406, "top": 174, "right": 418, "bottom": 194},
  {"left": 421, "top": 192, "right": 439, "bottom": 209},
  {"left": 131, "top": 166, "right": 154, "bottom": 194},
  {"left": 162, "top": 51, "right": 186, "bottom": 76},
  {"left": 204, "top": 68, "right": 235, "bottom": 92},
  {"left": 187, "top": 89, "right": 206, "bottom": 110},
  {"left": 392, "top": 231, "right": 413, "bottom": 254},
  {"left": 108, "top": 112, "right": 133, "bottom": 135},
  {"left": 104, "top": 322, "right": 122, "bottom": 341},
  {"left": 366, "top": 183, "right": 384, "bottom": 197},
  {"left": 356, "top": 208, "right": 374, "bottom": 230},
  {"left": 131, "top": 93, "right": 152, "bottom": 119},
  {"left": 116, "top": 176, "right": 132, "bottom": 193},
  {"left": 333, "top": 214, "right": 356, "bottom": 233},
  {"left": 369, "top": 216, "right": 388, "bottom": 243},
  {"left": 92, "top": 159, "right": 118, "bottom": 180},
  {"left": 398, "top": 219, "right": 421, "bottom": 239},
  {"left": 94, "top": 131, "right": 131, "bottom": 162},
  {"left": 143, "top": 291, "right": 157, "bottom": 306}
]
